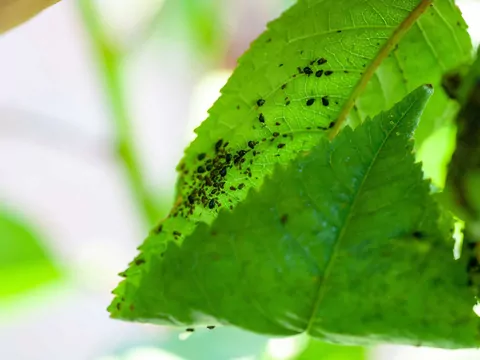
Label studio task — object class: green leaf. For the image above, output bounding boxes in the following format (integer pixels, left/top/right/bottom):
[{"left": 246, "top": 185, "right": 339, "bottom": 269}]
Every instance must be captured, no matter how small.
[
  {"left": 354, "top": 0, "right": 473, "bottom": 147},
  {"left": 110, "top": 0, "right": 474, "bottom": 342},
  {"left": 293, "top": 339, "right": 365, "bottom": 360},
  {"left": 0, "top": 210, "right": 60, "bottom": 298},
  {"left": 112, "top": 86, "right": 479, "bottom": 348}
]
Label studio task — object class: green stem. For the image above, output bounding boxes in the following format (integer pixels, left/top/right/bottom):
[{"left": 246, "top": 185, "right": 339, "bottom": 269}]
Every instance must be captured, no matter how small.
[{"left": 78, "top": 0, "right": 159, "bottom": 226}]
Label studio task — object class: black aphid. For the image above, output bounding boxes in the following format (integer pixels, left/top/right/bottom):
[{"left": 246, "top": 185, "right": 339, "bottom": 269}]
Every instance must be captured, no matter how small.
[
  {"left": 208, "top": 200, "right": 215, "bottom": 209},
  {"left": 303, "top": 67, "right": 313, "bottom": 75}
]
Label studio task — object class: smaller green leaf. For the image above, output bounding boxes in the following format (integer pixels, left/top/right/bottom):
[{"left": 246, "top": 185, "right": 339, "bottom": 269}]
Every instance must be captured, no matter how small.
[
  {"left": 110, "top": 85, "right": 480, "bottom": 348},
  {"left": 0, "top": 210, "right": 60, "bottom": 298}
]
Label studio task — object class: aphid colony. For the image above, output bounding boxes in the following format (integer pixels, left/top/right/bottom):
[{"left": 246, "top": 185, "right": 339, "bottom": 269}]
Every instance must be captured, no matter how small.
[
  {"left": 175, "top": 138, "right": 256, "bottom": 218},
  {"left": 169, "top": 55, "right": 337, "bottom": 230}
]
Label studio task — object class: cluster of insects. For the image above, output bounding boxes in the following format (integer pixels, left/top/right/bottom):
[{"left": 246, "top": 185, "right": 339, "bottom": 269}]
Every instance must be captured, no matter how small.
[
  {"left": 173, "top": 53, "right": 337, "bottom": 216},
  {"left": 185, "top": 325, "right": 215, "bottom": 332}
]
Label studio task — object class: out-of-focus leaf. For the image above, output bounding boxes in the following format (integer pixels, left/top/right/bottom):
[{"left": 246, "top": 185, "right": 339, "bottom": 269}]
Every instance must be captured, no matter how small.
[
  {"left": 294, "top": 339, "right": 365, "bottom": 360},
  {"left": 0, "top": 0, "right": 61, "bottom": 34},
  {"left": 444, "top": 48, "right": 480, "bottom": 232},
  {"left": 179, "top": 0, "right": 225, "bottom": 58},
  {"left": 0, "top": 210, "right": 60, "bottom": 298}
]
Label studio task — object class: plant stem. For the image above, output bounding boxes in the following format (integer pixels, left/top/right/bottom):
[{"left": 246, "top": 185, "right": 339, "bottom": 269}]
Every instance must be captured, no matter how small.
[{"left": 77, "top": 0, "right": 159, "bottom": 226}]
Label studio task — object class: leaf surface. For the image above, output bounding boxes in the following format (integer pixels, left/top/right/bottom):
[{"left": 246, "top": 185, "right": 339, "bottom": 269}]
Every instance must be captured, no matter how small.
[{"left": 112, "top": 87, "right": 480, "bottom": 348}]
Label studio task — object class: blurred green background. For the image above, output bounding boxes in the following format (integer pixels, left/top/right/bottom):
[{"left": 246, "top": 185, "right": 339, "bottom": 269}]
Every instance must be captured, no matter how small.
[{"left": 1, "top": 0, "right": 480, "bottom": 359}]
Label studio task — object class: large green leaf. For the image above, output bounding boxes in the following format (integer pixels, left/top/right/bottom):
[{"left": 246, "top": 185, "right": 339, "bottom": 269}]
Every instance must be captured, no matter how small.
[
  {"left": 0, "top": 210, "right": 60, "bottom": 298},
  {"left": 112, "top": 87, "right": 479, "bottom": 348},
  {"left": 110, "top": 0, "right": 474, "bottom": 342}
]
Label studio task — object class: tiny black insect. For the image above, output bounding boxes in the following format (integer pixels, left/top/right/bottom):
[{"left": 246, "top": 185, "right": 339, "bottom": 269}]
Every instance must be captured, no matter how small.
[
  {"left": 306, "top": 98, "right": 315, "bottom": 106},
  {"left": 225, "top": 154, "right": 232, "bottom": 163},
  {"left": 220, "top": 167, "right": 227, "bottom": 177},
  {"left": 248, "top": 141, "right": 256, "bottom": 149},
  {"left": 188, "top": 195, "right": 195, "bottom": 204},
  {"left": 238, "top": 183, "right": 245, "bottom": 189},
  {"left": 207, "top": 325, "right": 215, "bottom": 330},
  {"left": 278, "top": 143, "right": 286, "bottom": 149},
  {"left": 259, "top": 113, "right": 265, "bottom": 123},
  {"left": 329, "top": 121, "right": 335, "bottom": 128},
  {"left": 215, "top": 139, "right": 223, "bottom": 152},
  {"left": 197, "top": 153, "right": 206, "bottom": 161},
  {"left": 208, "top": 199, "right": 215, "bottom": 209},
  {"left": 257, "top": 99, "right": 266, "bottom": 107},
  {"left": 317, "top": 58, "right": 327, "bottom": 65},
  {"left": 281, "top": 84, "right": 287, "bottom": 90},
  {"left": 321, "top": 96, "right": 329, "bottom": 106},
  {"left": 186, "top": 328, "right": 195, "bottom": 332},
  {"left": 324, "top": 70, "right": 333, "bottom": 76},
  {"left": 206, "top": 164, "right": 213, "bottom": 171},
  {"left": 315, "top": 70, "right": 323, "bottom": 77},
  {"left": 303, "top": 66, "right": 313, "bottom": 75},
  {"left": 273, "top": 132, "right": 279, "bottom": 137},
  {"left": 197, "top": 166, "right": 206, "bottom": 174}
]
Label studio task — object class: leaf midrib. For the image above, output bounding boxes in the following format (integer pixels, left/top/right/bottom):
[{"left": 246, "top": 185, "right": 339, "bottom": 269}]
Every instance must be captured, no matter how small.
[
  {"left": 304, "top": 99, "right": 418, "bottom": 335},
  {"left": 329, "top": 0, "right": 432, "bottom": 139}
]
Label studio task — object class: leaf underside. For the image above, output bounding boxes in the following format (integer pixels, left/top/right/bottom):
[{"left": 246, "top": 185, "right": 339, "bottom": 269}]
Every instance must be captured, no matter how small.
[{"left": 109, "top": 0, "right": 476, "bottom": 348}]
